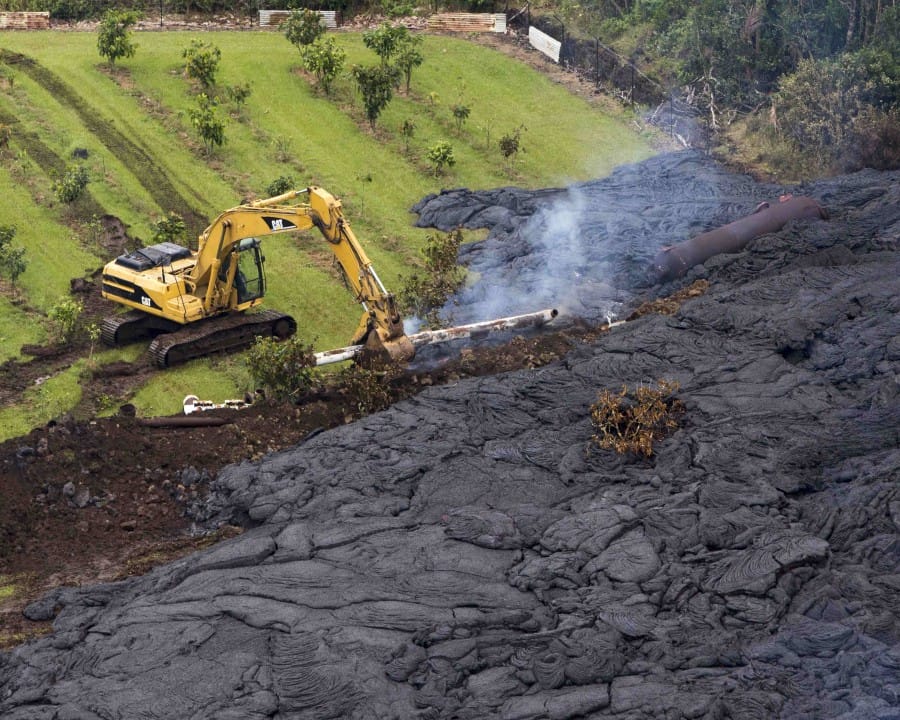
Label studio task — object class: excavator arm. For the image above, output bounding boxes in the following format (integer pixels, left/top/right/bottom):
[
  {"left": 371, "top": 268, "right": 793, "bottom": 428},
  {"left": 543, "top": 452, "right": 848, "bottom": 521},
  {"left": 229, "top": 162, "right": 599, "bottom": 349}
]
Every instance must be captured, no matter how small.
[{"left": 190, "top": 186, "right": 407, "bottom": 352}]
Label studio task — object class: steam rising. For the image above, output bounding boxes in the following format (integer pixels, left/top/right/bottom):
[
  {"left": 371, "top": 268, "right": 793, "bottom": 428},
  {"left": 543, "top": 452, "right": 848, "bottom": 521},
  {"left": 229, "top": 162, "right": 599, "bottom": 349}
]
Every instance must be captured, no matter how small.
[{"left": 412, "top": 151, "right": 782, "bottom": 330}]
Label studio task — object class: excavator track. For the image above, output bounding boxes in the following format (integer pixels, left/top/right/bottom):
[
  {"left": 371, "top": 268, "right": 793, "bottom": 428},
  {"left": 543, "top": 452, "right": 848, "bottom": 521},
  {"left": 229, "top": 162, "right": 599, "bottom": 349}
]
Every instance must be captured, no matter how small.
[
  {"left": 147, "top": 310, "right": 297, "bottom": 368},
  {"left": 101, "top": 311, "right": 181, "bottom": 347}
]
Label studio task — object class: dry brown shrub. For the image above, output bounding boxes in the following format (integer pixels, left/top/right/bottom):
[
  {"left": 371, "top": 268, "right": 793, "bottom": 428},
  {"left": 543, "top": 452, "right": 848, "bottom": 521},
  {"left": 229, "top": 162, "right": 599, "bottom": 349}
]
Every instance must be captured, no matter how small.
[{"left": 590, "top": 379, "right": 685, "bottom": 458}]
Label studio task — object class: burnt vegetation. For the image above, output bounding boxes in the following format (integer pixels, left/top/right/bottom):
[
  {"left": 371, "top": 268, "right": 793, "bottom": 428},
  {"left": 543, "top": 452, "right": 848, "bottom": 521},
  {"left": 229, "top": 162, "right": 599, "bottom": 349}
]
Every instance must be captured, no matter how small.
[{"left": 590, "top": 378, "right": 686, "bottom": 458}]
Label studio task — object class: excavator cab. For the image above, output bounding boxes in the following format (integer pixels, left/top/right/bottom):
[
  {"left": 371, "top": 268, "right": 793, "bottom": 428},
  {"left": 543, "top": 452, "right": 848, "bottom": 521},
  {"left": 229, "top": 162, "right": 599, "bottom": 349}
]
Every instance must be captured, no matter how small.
[{"left": 232, "top": 238, "right": 265, "bottom": 305}]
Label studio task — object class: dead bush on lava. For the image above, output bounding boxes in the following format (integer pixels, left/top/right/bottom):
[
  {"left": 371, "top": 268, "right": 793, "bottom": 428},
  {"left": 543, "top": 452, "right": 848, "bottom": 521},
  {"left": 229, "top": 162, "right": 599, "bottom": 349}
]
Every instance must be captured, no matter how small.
[
  {"left": 337, "top": 359, "right": 403, "bottom": 415},
  {"left": 590, "top": 379, "right": 685, "bottom": 458}
]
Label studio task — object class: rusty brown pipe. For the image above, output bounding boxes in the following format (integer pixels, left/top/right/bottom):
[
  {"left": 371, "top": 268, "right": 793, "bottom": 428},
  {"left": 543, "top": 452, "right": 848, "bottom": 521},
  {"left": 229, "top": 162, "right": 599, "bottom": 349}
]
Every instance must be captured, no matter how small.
[
  {"left": 649, "top": 196, "right": 828, "bottom": 283},
  {"left": 139, "top": 415, "right": 232, "bottom": 428}
]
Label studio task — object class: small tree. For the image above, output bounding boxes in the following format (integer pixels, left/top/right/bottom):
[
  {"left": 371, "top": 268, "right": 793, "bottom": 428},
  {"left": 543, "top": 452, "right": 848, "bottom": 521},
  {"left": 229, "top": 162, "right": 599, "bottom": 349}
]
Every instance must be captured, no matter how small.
[
  {"left": 48, "top": 297, "right": 84, "bottom": 344},
  {"left": 53, "top": 164, "right": 90, "bottom": 204},
  {"left": 189, "top": 93, "right": 226, "bottom": 155},
  {"left": 246, "top": 335, "right": 317, "bottom": 400},
  {"left": 0, "top": 225, "right": 27, "bottom": 288},
  {"left": 282, "top": 9, "right": 326, "bottom": 51},
  {"left": 362, "top": 23, "right": 408, "bottom": 67},
  {"left": 85, "top": 321, "right": 101, "bottom": 366},
  {"left": 224, "top": 82, "right": 252, "bottom": 113},
  {"left": 395, "top": 33, "right": 424, "bottom": 93},
  {"left": 351, "top": 64, "right": 399, "bottom": 130},
  {"left": 182, "top": 39, "right": 221, "bottom": 89},
  {"left": 151, "top": 212, "right": 187, "bottom": 245},
  {"left": 97, "top": 9, "right": 139, "bottom": 67},
  {"left": 499, "top": 124, "right": 526, "bottom": 171},
  {"left": 451, "top": 103, "right": 471, "bottom": 134},
  {"left": 426, "top": 140, "right": 455, "bottom": 175},
  {"left": 301, "top": 36, "right": 346, "bottom": 95},
  {"left": 400, "top": 118, "right": 415, "bottom": 153}
]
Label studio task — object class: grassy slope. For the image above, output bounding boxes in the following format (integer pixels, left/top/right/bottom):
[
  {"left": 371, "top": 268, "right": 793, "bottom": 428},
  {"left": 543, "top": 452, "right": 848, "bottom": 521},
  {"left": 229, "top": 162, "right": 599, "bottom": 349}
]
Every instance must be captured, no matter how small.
[{"left": 0, "top": 29, "right": 654, "bottom": 423}]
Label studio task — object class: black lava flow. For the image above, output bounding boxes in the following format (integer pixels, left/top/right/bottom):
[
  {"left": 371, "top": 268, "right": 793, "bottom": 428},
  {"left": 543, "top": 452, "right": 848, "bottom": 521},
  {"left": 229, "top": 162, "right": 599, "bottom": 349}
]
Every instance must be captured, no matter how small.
[{"left": 2, "top": 151, "right": 899, "bottom": 719}]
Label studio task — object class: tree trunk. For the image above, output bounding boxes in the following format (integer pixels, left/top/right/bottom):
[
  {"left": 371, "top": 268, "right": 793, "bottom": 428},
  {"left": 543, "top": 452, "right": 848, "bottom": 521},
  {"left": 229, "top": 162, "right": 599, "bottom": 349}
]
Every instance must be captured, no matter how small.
[{"left": 842, "top": 0, "right": 859, "bottom": 50}]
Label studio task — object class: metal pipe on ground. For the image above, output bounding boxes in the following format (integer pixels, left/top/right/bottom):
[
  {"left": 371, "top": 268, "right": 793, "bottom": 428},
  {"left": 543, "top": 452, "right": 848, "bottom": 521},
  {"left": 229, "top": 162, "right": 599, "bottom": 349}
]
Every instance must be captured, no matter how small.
[
  {"left": 649, "top": 195, "right": 828, "bottom": 283},
  {"left": 313, "top": 308, "right": 560, "bottom": 366}
]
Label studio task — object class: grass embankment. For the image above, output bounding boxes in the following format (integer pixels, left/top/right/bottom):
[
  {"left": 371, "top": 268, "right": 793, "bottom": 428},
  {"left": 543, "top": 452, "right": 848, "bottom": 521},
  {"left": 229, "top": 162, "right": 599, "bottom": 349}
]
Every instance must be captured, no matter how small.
[{"left": 0, "top": 29, "right": 655, "bottom": 429}]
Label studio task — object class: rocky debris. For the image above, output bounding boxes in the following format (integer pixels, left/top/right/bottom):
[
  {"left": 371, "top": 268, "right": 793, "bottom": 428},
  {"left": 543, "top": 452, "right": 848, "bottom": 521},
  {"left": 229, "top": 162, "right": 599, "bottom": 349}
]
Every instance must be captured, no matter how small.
[{"left": 1, "top": 152, "right": 898, "bottom": 719}]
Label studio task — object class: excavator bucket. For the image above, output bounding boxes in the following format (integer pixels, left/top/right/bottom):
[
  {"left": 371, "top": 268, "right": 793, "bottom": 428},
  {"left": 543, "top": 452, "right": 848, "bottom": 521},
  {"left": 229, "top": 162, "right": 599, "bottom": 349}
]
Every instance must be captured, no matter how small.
[{"left": 360, "top": 330, "right": 416, "bottom": 367}]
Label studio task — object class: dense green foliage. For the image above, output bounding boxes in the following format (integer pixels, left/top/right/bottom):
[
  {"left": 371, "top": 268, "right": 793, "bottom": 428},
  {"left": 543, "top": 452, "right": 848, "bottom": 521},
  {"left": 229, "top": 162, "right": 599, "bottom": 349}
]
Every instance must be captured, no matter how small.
[
  {"left": 362, "top": 22, "right": 407, "bottom": 66},
  {"left": 557, "top": 0, "right": 900, "bottom": 169},
  {"left": 265, "top": 174, "right": 295, "bottom": 196}
]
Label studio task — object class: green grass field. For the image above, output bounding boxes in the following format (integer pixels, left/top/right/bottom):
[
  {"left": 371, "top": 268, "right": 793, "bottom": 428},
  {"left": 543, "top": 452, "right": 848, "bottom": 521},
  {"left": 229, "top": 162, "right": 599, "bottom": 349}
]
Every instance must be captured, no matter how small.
[{"left": 0, "top": 28, "right": 656, "bottom": 433}]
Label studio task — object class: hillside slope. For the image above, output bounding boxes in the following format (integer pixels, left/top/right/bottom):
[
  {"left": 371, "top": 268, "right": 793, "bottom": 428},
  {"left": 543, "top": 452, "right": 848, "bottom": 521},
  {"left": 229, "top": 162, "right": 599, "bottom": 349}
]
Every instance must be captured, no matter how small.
[{"left": 2, "top": 152, "right": 898, "bottom": 719}]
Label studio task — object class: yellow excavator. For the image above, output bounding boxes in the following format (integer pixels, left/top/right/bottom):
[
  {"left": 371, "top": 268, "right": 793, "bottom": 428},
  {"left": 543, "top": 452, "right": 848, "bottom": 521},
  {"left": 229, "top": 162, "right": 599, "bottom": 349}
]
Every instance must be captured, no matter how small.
[{"left": 100, "top": 186, "right": 414, "bottom": 367}]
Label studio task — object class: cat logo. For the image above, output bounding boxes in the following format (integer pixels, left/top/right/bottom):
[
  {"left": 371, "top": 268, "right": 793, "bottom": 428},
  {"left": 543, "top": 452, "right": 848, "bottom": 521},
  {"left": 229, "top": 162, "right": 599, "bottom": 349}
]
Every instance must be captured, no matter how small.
[{"left": 264, "top": 217, "right": 297, "bottom": 232}]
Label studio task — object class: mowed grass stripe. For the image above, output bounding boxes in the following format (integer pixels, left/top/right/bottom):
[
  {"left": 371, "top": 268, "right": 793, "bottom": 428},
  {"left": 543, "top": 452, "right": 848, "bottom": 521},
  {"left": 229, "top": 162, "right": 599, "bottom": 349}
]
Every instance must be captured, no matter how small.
[{"left": 0, "top": 50, "right": 208, "bottom": 236}]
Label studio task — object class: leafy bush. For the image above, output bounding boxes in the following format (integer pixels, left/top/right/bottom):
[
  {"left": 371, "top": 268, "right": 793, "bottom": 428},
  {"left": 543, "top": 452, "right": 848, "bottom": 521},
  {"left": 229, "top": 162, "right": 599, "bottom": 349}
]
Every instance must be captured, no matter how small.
[
  {"left": 426, "top": 140, "right": 455, "bottom": 175},
  {"left": 300, "top": 36, "right": 346, "bottom": 94},
  {"left": 53, "top": 164, "right": 90, "bottom": 204},
  {"left": 151, "top": 212, "right": 187, "bottom": 245},
  {"left": 246, "top": 335, "right": 317, "bottom": 400},
  {"left": 48, "top": 297, "right": 84, "bottom": 343},
  {"left": 96, "top": 9, "right": 138, "bottom": 67},
  {"left": 224, "top": 82, "right": 252, "bottom": 110},
  {"left": 590, "top": 379, "right": 685, "bottom": 458},
  {"left": 398, "top": 228, "right": 464, "bottom": 326},
  {"left": 182, "top": 39, "right": 221, "bottom": 89},
  {"left": 265, "top": 175, "right": 295, "bottom": 197}
]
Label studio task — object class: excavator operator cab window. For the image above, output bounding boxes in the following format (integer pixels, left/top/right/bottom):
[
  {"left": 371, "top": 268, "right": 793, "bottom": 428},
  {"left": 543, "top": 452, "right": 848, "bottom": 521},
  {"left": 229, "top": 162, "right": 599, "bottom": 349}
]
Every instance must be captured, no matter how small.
[{"left": 234, "top": 238, "right": 265, "bottom": 304}]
